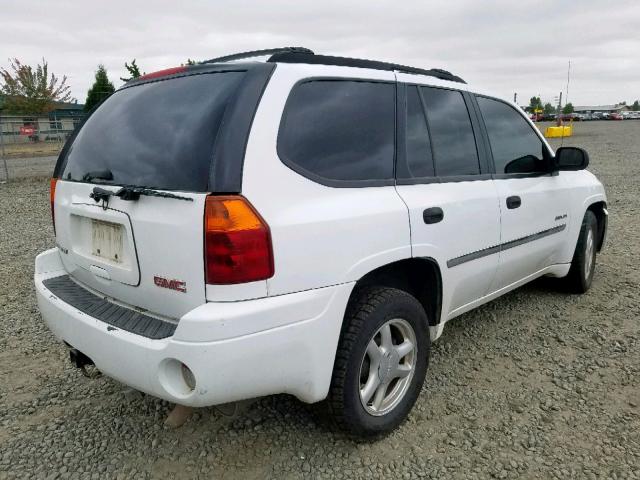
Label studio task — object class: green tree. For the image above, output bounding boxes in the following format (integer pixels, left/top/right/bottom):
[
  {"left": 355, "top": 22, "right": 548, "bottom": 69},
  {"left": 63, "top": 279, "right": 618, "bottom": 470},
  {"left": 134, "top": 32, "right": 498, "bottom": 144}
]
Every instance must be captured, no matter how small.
[
  {"left": 632, "top": 100, "right": 639, "bottom": 111},
  {"left": 543, "top": 102, "right": 555, "bottom": 115},
  {"left": 526, "top": 96, "right": 543, "bottom": 113},
  {"left": 84, "top": 65, "right": 115, "bottom": 112},
  {"left": 562, "top": 102, "right": 574, "bottom": 114},
  {"left": 0, "top": 58, "right": 72, "bottom": 114},
  {"left": 120, "top": 59, "right": 143, "bottom": 82}
]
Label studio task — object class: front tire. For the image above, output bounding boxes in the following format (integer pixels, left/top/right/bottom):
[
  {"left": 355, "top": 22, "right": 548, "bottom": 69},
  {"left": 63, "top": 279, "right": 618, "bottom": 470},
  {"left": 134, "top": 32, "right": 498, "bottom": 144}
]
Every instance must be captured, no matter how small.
[
  {"left": 326, "top": 287, "right": 429, "bottom": 438},
  {"left": 563, "top": 210, "right": 598, "bottom": 293}
]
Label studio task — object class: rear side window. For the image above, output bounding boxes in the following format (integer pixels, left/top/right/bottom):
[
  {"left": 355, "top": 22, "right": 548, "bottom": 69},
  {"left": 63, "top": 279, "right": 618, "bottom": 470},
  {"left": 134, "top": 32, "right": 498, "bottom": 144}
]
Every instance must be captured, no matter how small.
[
  {"left": 401, "top": 85, "right": 434, "bottom": 179},
  {"left": 476, "top": 96, "right": 548, "bottom": 174},
  {"left": 420, "top": 87, "right": 480, "bottom": 176},
  {"left": 61, "top": 71, "right": 245, "bottom": 192},
  {"left": 278, "top": 80, "right": 395, "bottom": 184}
]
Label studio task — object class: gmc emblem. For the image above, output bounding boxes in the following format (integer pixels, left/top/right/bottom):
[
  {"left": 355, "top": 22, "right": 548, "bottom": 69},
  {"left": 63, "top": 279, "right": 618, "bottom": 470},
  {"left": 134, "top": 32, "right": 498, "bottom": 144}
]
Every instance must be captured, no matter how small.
[{"left": 153, "top": 275, "right": 187, "bottom": 293}]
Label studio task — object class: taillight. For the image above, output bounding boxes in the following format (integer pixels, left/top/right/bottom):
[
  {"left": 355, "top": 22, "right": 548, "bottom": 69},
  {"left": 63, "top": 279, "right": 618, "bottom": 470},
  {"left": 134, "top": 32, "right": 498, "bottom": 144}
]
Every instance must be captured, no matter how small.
[
  {"left": 138, "top": 66, "right": 187, "bottom": 81},
  {"left": 204, "top": 195, "right": 274, "bottom": 284},
  {"left": 50, "top": 178, "right": 58, "bottom": 234}
]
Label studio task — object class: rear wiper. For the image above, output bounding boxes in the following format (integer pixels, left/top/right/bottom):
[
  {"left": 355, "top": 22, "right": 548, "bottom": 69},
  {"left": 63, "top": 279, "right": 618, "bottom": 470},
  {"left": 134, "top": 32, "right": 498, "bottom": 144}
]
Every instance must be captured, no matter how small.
[
  {"left": 115, "top": 185, "right": 193, "bottom": 202},
  {"left": 82, "top": 169, "right": 113, "bottom": 183},
  {"left": 89, "top": 185, "right": 193, "bottom": 204}
]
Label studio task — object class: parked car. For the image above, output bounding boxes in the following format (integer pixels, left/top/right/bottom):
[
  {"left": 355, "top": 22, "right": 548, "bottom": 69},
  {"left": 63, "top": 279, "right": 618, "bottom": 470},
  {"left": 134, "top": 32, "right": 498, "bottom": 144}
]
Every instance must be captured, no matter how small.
[
  {"left": 609, "top": 112, "right": 624, "bottom": 120},
  {"left": 35, "top": 47, "right": 608, "bottom": 437},
  {"left": 559, "top": 113, "right": 579, "bottom": 122}
]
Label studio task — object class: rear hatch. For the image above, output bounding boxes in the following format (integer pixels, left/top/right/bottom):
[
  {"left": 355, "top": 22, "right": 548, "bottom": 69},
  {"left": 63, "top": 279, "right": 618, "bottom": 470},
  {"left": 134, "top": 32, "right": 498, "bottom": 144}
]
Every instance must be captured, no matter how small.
[{"left": 53, "top": 67, "right": 252, "bottom": 319}]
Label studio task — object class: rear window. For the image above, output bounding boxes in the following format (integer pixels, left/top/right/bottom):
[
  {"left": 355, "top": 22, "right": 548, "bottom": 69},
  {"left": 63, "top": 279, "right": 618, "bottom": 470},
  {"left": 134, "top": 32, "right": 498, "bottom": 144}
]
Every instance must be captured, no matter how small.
[
  {"left": 60, "top": 71, "right": 245, "bottom": 192},
  {"left": 278, "top": 80, "right": 395, "bottom": 184}
]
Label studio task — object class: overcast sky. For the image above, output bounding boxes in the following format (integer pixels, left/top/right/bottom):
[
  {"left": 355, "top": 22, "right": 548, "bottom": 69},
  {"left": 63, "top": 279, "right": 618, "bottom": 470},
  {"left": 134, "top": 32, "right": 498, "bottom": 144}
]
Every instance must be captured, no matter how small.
[{"left": 1, "top": 0, "right": 639, "bottom": 107}]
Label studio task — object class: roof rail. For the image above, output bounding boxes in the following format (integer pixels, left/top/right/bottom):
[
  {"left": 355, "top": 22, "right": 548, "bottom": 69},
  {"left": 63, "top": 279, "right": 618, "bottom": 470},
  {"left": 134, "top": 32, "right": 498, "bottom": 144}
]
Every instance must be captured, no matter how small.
[
  {"left": 267, "top": 52, "right": 466, "bottom": 84},
  {"left": 201, "top": 47, "right": 314, "bottom": 65}
]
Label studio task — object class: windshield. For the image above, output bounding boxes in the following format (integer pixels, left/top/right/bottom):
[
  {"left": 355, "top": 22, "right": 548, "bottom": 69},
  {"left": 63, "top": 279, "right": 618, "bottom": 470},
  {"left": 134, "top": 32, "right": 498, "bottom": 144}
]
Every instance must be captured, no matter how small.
[{"left": 60, "top": 71, "right": 245, "bottom": 192}]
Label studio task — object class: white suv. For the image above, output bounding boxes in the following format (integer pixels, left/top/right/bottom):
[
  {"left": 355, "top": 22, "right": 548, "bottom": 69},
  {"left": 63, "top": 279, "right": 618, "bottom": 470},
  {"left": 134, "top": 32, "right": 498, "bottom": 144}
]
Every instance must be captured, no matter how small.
[{"left": 35, "top": 47, "right": 608, "bottom": 437}]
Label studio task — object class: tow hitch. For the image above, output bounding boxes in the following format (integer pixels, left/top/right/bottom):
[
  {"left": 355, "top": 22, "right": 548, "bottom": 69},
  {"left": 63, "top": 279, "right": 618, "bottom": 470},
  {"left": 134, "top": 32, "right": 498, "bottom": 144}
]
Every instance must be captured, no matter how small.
[{"left": 68, "top": 348, "right": 100, "bottom": 378}]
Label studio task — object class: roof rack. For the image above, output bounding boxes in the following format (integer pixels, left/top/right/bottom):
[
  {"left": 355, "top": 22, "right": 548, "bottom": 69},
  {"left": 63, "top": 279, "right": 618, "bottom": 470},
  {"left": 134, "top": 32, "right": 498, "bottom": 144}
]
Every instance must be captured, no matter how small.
[
  {"left": 201, "top": 47, "right": 314, "bottom": 65},
  {"left": 267, "top": 52, "right": 466, "bottom": 84}
]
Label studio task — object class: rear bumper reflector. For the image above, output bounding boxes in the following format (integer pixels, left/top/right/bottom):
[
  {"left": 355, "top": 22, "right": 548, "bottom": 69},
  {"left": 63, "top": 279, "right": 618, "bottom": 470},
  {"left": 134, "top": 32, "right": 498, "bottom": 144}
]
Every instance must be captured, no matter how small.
[{"left": 42, "top": 275, "right": 176, "bottom": 339}]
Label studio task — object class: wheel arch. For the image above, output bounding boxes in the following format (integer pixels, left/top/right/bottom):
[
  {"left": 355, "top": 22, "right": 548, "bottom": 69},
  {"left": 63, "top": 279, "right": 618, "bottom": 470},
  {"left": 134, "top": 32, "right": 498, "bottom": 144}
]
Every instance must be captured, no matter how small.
[
  {"left": 347, "top": 257, "right": 443, "bottom": 327},
  {"left": 586, "top": 200, "right": 607, "bottom": 252}
]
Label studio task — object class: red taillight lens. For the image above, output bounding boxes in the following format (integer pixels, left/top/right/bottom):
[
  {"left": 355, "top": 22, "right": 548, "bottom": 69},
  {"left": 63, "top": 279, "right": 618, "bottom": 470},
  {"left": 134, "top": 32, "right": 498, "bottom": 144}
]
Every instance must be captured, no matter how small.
[
  {"left": 50, "top": 178, "right": 58, "bottom": 234},
  {"left": 204, "top": 195, "right": 274, "bottom": 284}
]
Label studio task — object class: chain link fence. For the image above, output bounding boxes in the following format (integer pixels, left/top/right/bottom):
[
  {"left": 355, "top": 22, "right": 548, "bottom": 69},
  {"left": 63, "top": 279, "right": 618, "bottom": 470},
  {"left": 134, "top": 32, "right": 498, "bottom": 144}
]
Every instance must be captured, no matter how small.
[{"left": 1, "top": 112, "right": 85, "bottom": 181}]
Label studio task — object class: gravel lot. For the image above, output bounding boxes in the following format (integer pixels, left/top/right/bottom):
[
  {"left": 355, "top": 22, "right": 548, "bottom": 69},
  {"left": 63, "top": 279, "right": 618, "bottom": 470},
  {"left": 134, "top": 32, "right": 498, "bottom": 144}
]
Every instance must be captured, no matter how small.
[{"left": 1, "top": 121, "right": 639, "bottom": 479}]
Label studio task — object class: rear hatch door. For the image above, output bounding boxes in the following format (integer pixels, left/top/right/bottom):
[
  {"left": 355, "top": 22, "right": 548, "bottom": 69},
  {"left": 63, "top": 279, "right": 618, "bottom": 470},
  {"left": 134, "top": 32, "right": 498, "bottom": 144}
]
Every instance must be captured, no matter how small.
[{"left": 53, "top": 69, "right": 247, "bottom": 319}]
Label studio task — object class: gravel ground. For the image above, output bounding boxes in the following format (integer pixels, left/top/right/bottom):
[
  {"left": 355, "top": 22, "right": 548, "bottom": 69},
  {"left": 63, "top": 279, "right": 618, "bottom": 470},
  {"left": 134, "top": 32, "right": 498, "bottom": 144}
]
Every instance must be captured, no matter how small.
[
  {"left": 1, "top": 156, "right": 58, "bottom": 181},
  {"left": 1, "top": 121, "right": 639, "bottom": 479}
]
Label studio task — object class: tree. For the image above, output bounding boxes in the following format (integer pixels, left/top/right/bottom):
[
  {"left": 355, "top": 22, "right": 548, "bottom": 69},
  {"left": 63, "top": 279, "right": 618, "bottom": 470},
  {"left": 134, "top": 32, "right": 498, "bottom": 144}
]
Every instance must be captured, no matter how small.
[
  {"left": 526, "top": 96, "right": 543, "bottom": 113},
  {"left": 543, "top": 102, "right": 555, "bottom": 115},
  {"left": 120, "top": 59, "right": 143, "bottom": 82},
  {"left": 562, "top": 102, "right": 574, "bottom": 114},
  {"left": 84, "top": 65, "right": 115, "bottom": 112},
  {"left": 632, "top": 100, "right": 639, "bottom": 111},
  {"left": 0, "top": 58, "right": 72, "bottom": 114}
]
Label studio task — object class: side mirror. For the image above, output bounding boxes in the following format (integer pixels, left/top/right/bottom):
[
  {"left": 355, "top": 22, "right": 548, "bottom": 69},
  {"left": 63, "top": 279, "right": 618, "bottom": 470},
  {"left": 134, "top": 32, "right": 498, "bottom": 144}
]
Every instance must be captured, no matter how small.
[{"left": 553, "top": 147, "right": 589, "bottom": 171}]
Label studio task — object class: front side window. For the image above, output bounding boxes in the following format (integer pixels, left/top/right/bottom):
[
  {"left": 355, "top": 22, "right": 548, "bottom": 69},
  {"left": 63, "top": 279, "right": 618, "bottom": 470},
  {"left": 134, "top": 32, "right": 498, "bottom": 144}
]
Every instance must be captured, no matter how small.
[
  {"left": 476, "top": 96, "right": 548, "bottom": 174},
  {"left": 420, "top": 87, "right": 480, "bottom": 176},
  {"left": 278, "top": 80, "right": 395, "bottom": 183}
]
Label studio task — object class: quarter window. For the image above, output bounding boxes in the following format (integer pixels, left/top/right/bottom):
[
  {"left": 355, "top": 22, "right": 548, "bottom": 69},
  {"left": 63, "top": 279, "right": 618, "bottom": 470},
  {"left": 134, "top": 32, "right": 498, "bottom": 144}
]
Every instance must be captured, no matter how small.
[
  {"left": 278, "top": 80, "right": 395, "bottom": 183},
  {"left": 420, "top": 87, "right": 480, "bottom": 176},
  {"left": 476, "top": 96, "right": 548, "bottom": 174}
]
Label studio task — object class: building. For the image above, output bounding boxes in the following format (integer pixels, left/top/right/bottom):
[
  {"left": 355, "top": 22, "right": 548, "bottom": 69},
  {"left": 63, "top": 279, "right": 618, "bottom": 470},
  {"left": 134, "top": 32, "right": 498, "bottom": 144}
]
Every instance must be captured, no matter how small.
[
  {"left": 0, "top": 100, "right": 85, "bottom": 144},
  {"left": 573, "top": 104, "right": 630, "bottom": 114}
]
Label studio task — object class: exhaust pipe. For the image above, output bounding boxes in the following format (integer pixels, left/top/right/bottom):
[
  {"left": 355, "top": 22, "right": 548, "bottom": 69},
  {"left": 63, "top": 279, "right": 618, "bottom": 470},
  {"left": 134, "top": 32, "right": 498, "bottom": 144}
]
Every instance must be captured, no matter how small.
[
  {"left": 64, "top": 343, "right": 99, "bottom": 377},
  {"left": 69, "top": 348, "right": 94, "bottom": 369}
]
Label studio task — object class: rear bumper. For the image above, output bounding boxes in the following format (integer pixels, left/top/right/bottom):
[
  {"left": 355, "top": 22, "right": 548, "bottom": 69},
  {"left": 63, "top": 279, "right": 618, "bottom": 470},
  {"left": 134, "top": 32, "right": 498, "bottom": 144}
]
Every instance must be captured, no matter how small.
[{"left": 35, "top": 248, "right": 353, "bottom": 406}]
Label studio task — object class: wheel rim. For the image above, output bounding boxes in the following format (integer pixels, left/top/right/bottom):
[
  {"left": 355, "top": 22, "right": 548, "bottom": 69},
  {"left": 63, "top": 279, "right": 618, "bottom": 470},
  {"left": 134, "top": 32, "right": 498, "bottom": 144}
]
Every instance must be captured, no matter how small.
[
  {"left": 584, "top": 228, "right": 595, "bottom": 279},
  {"left": 358, "top": 318, "right": 417, "bottom": 416}
]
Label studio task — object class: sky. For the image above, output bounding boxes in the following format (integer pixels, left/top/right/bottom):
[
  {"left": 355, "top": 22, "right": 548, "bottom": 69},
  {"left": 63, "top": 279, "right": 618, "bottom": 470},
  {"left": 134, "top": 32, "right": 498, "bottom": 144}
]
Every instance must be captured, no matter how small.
[{"left": 1, "top": 0, "right": 639, "bottom": 107}]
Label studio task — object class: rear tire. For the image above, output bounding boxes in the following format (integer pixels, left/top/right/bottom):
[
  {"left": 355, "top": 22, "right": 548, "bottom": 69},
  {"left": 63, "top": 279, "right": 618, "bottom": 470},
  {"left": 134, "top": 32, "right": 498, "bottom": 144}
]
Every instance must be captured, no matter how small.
[
  {"left": 563, "top": 210, "right": 598, "bottom": 293},
  {"left": 326, "top": 287, "right": 429, "bottom": 438}
]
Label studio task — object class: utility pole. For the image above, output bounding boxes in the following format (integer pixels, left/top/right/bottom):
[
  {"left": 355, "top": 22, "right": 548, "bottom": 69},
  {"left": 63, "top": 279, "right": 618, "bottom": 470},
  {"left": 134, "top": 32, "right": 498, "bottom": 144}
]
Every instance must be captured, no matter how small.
[{"left": 514, "top": 92, "right": 517, "bottom": 104}]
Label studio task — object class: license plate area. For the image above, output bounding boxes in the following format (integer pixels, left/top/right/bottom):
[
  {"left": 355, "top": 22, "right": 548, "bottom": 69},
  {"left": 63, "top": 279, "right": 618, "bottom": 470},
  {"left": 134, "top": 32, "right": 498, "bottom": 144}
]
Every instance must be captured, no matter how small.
[{"left": 91, "top": 219, "right": 124, "bottom": 263}]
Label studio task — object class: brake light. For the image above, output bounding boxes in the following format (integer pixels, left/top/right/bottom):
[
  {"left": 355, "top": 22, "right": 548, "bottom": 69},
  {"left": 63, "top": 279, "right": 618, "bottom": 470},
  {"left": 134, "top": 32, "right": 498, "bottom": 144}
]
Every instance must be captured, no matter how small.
[
  {"left": 204, "top": 195, "right": 274, "bottom": 284},
  {"left": 50, "top": 178, "right": 58, "bottom": 234},
  {"left": 138, "top": 66, "right": 187, "bottom": 81}
]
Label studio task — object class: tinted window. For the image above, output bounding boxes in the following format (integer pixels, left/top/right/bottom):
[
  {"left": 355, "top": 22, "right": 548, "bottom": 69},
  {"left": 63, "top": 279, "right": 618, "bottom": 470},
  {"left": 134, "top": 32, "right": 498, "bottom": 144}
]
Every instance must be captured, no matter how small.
[
  {"left": 420, "top": 87, "right": 479, "bottom": 176},
  {"left": 279, "top": 80, "right": 394, "bottom": 182},
  {"left": 61, "top": 72, "right": 245, "bottom": 191},
  {"left": 477, "top": 96, "right": 548, "bottom": 174},
  {"left": 401, "top": 86, "right": 434, "bottom": 178}
]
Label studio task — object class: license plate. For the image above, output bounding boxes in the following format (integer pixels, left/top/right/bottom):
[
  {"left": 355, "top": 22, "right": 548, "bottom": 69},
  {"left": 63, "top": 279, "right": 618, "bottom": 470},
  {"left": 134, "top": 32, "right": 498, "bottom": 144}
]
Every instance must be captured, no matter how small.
[{"left": 91, "top": 219, "right": 123, "bottom": 263}]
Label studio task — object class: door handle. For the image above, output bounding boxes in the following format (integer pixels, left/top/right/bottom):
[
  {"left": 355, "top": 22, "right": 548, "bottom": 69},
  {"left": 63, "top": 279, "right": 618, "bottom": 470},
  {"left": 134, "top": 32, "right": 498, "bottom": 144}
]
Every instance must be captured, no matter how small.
[
  {"left": 506, "top": 196, "right": 521, "bottom": 209},
  {"left": 423, "top": 207, "right": 444, "bottom": 224}
]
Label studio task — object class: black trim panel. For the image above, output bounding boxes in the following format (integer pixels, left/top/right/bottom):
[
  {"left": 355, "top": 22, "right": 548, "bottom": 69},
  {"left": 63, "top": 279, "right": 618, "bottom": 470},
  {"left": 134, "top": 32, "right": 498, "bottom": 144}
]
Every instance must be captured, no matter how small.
[
  {"left": 43, "top": 275, "right": 176, "bottom": 339},
  {"left": 447, "top": 224, "right": 566, "bottom": 268}
]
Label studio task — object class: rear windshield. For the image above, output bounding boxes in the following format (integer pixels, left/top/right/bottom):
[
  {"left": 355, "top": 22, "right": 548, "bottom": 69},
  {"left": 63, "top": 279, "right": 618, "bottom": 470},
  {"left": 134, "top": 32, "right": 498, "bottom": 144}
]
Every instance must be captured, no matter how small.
[{"left": 60, "top": 71, "right": 245, "bottom": 192}]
